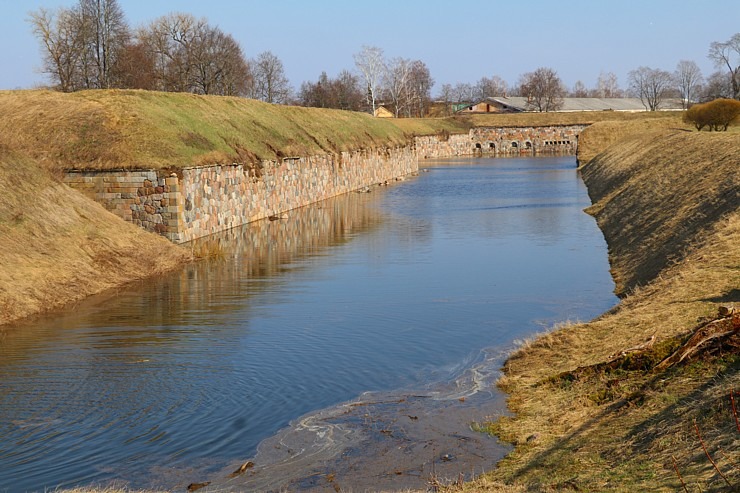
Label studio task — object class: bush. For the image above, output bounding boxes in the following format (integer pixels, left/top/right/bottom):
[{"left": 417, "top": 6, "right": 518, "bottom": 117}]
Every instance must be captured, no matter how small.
[{"left": 684, "top": 99, "right": 740, "bottom": 131}]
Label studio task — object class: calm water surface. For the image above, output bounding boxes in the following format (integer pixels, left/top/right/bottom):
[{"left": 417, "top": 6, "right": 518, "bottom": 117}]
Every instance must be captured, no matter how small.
[{"left": 0, "top": 157, "right": 616, "bottom": 492}]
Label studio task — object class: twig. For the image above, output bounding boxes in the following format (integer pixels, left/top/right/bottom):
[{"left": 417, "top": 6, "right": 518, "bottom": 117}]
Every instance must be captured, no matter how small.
[
  {"left": 672, "top": 455, "right": 689, "bottom": 493},
  {"left": 718, "top": 448, "right": 740, "bottom": 474},
  {"left": 731, "top": 390, "right": 740, "bottom": 433},
  {"left": 693, "top": 419, "right": 732, "bottom": 487}
]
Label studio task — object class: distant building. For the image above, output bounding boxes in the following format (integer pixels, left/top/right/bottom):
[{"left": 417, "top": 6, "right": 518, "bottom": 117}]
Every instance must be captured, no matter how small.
[
  {"left": 457, "top": 97, "right": 684, "bottom": 113},
  {"left": 373, "top": 105, "right": 394, "bottom": 118}
]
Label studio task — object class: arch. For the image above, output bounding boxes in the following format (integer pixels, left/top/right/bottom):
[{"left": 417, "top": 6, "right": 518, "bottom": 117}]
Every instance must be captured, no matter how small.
[
  {"left": 474, "top": 142, "right": 482, "bottom": 149},
  {"left": 524, "top": 141, "right": 532, "bottom": 150},
  {"left": 511, "top": 141, "right": 519, "bottom": 149}
]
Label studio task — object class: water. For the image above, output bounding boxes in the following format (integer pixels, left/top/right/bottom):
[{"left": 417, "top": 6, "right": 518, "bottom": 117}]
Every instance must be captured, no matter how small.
[{"left": 0, "top": 156, "right": 616, "bottom": 492}]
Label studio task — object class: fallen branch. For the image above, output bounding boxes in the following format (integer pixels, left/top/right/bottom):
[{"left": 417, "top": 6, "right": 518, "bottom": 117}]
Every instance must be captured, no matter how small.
[{"left": 655, "top": 307, "right": 739, "bottom": 371}]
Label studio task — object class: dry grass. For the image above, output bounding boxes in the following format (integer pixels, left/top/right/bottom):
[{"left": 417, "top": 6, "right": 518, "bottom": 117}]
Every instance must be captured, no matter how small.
[
  {"left": 474, "top": 129, "right": 740, "bottom": 491},
  {"left": 581, "top": 130, "right": 739, "bottom": 295},
  {"left": 0, "top": 89, "right": 466, "bottom": 171},
  {"left": 0, "top": 151, "right": 191, "bottom": 326}
]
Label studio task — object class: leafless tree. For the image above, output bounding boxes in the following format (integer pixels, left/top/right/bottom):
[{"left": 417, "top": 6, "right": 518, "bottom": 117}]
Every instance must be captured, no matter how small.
[
  {"left": 251, "top": 51, "right": 291, "bottom": 103},
  {"left": 519, "top": 67, "right": 565, "bottom": 112},
  {"left": 628, "top": 66, "right": 675, "bottom": 110},
  {"left": 383, "top": 57, "right": 411, "bottom": 117},
  {"left": 29, "top": 7, "right": 87, "bottom": 91},
  {"left": 112, "top": 41, "right": 156, "bottom": 89},
  {"left": 407, "top": 60, "right": 433, "bottom": 117},
  {"left": 701, "top": 70, "right": 734, "bottom": 101},
  {"left": 708, "top": 33, "right": 740, "bottom": 100},
  {"left": 332, "top": 70, "right": 364, "bottom": 111},
  {"left": 674, "top": 60, "right": 704, "bottom": 108},
  {"left": 452, "top": 82, "right": 474, "bottom": 104},
  {"left": 298, "top": 70, "right": 364, "bottom": 111},
  {"left": 138, "top": 13, "right": 250, "bottom": 96},
  {"left": 353, "top": 45, "right": 385, "bottom": 114},
  {"left": 437, "top": 83, "right": 454, "bottom": 116},
  {"left": 473, "top": 75, "right": 508, "bottom": 101},
  {"left": 138, "top": 13, "right": 204, "bottom": 92},
  {"left": 571, "top": 80, "right": 588, "bottom": 98},
  {"left": 78, "top": 0, "right": 130, "bottom": 88},
  {"left": 594, "top": 71, "right": 622, "bottom": 98}
]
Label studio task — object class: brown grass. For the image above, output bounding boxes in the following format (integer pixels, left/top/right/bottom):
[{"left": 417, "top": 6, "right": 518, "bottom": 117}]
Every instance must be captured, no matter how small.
[
  {"left": 475, "top": 129, "right": 740, "bottom": 491},
  {"left": 0, "top": 89, "right": 466, "bottom": 171},
  {"left": 0, "top": 150, "right": 191, "bottom": 326}
]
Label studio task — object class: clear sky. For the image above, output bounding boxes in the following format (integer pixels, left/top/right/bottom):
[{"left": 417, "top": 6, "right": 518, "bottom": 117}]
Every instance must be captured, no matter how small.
[{"left": 1, "top": 0, "right": 737, "bottom": 94}]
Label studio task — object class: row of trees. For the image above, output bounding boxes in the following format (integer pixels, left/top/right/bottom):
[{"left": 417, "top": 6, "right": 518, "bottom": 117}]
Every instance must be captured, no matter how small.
[
  {"left": 29, "top": 0, "right": 291, "bottom": 101},
  {"left": 30, "top": 6, "right": 739, "bottom": 115}
]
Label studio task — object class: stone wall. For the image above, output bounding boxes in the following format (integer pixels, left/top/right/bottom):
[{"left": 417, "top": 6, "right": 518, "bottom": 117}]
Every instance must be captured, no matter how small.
[
  {"left": 65, "top": 145, "right": 416, "bottom": 244},
  {"left": 63, "top": 125, "right": 586, "bottom": 244},
  {"left": 415, "top": 133, "right": 472, "bottom": 158},
  {"left": 470, "top": 125, "right": 587, "bottom": 155},
  {"left": 63, "top": 170, "right": 184, "bottom": 238},
  {"left": 176, "top": 145, "right": 416, "bottom": 243}
]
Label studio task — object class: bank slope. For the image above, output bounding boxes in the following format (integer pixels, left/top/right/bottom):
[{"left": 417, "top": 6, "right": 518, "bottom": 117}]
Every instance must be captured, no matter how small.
[
  {"left": 0, "top": 151, "right": 191, "bottom": 326},
  {"left": 475, "top": 130, "right": 739, "bottom": 492},
  {"left": 0, "top": 90, "right": 466, "bottom": 171}
]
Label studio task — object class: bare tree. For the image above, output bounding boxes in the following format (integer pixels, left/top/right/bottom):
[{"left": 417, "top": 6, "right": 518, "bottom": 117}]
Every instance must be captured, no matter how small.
[
  {"left": 78, "top": 0, "right": 129, "bottom": 88},
  {"left": 112, "top": 41, "right": 156, "bottom": 89},
  {"left": 383, "top": 57, "right": 411, "bottom": 117},
  {"left": 138, "top": 13, "right": 250, "bottom": 96},
  {"left": 191, "top": 27, "right": 250, "bottom": 96},
  {"left": 519, "top": 67, "right": 565, "bottom": 112},
  {"left": 353, "top": 45, "right": 384, "bottom": 114},
  {"left": 407, "top": 60, "right": 433, "bottom": 117},
  {"left": 674, "top": 60, "right": 703, "bottom": 108},
  {"left": 571, "top": 80, "right": 588, "bottom": 98},
  {"left": 138, "top": 13, "right": 205, "bottom": 92},
  {"left": 474, "top": 75, "right": 508, "bottom": 101},
  {"left": 437, "top": 83, "right": 454, "bottom": 116},
  {"left": 298, "top": 70, "right": 363, "bottom": 111},
  {"left": 452, "top": 82, "right": 474, "bottom": 104},
  {"left": 595, "top": 71, "right": 622, "bottom": 98},
  {"left": 708, "top": 33, "right": 740, "bottom": 100},
  {"left": 251, "top": 51, "right": 291, "bottom": 103},
  {"left": 29, "top": 7, "right": 87, "bottom": 91},
  {"left": 628, "top": 66, "right": 675, "bottom": 110},
  {"left": 702, "top": 70, "right": 734, "bottom": 101}
]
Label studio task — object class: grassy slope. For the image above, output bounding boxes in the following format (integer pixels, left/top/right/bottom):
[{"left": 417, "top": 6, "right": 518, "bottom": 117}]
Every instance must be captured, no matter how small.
[
  {"left": 0, "top": 89, "right": 466, "bottom": 170},
  {"left": 0, "top": 150, "right": 191, "bottom": 326},
  {"left": 460, "top": 129, "right": 740, "bottom": 492}
]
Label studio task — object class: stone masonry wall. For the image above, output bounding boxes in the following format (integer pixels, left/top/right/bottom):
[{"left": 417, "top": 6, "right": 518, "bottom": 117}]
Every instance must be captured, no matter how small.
[
  {"left": 415, "top": 134, "right": 472, "bottom": 158},
  {"left": 63, "top": 170, "right": 183, "bottom": 238},
  {"left": 63, "top": 125, "right": 586, "bottom": 244},
  {"left": 470, "top": 125, "right": 587, "bottom": 155},
  {"left": 177, "top": 145, "right": 416, "bottom": 242}
]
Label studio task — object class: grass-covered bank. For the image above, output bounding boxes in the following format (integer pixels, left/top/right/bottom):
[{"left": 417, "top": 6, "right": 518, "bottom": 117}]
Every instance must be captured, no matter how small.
[
  {"left": 0, "top": 150, "right": 191, "bottom": 326},
  {"left": 0, "top": 89, "right": 465, "bottom": 171},
  {"left": 458, "top": 129, "right": 739, "bottom": 492}
]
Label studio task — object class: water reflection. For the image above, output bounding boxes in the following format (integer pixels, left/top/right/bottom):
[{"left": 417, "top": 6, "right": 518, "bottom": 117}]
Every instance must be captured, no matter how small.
[{"left": 0, "top": 157, "right": 616, "bottom": 492}]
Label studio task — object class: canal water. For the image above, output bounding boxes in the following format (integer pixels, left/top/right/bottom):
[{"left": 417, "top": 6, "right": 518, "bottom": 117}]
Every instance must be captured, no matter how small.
[{"left": 0, "top": 156, "right": 616, "bottom": 492}]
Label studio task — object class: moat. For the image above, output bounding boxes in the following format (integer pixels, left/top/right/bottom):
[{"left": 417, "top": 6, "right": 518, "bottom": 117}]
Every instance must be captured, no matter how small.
[{"left": 0, "top": 156, "right": 617, "bottom": 492}]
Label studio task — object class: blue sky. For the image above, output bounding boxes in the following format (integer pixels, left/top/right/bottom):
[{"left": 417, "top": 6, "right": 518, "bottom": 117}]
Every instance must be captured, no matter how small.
[{"left": 1, "top": 0, "right": 737, "bottom": 93}]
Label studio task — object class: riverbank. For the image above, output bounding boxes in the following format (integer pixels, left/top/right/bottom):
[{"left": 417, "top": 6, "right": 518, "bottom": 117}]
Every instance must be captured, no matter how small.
[
  {"left": 0, "top": 150, "right": 191, "bottom": 326},
  {"left": 464, "top": 128, "right": 739, "bottom": 491}
]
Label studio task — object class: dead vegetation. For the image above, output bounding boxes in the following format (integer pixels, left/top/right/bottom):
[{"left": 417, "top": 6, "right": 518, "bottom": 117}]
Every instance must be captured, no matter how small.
[
  {"left": 0, "top": 151, "right": 190, "bottom": 326},
  {"left": 471, "top": 128, "right": 740, "bottom": 491}
]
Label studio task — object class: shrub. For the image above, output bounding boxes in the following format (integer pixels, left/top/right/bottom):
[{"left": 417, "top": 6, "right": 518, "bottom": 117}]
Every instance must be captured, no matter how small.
[{"left": 684, "top": 99, "right": 740, "bottom": 131}]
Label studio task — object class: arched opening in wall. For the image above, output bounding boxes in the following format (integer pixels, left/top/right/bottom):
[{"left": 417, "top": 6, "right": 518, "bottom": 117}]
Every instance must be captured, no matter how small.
[
  {"left": 489, "top": 142, "right": 496, "bottom": 151},
  {"left": 524, "top": 141, "right": 532, "bottom": 150},
  {"left": 474, "top": 143, "right": 482, "bottom": 150},
  {"left": 511, "top": 141, "right": 519, "bottom": 150}
]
